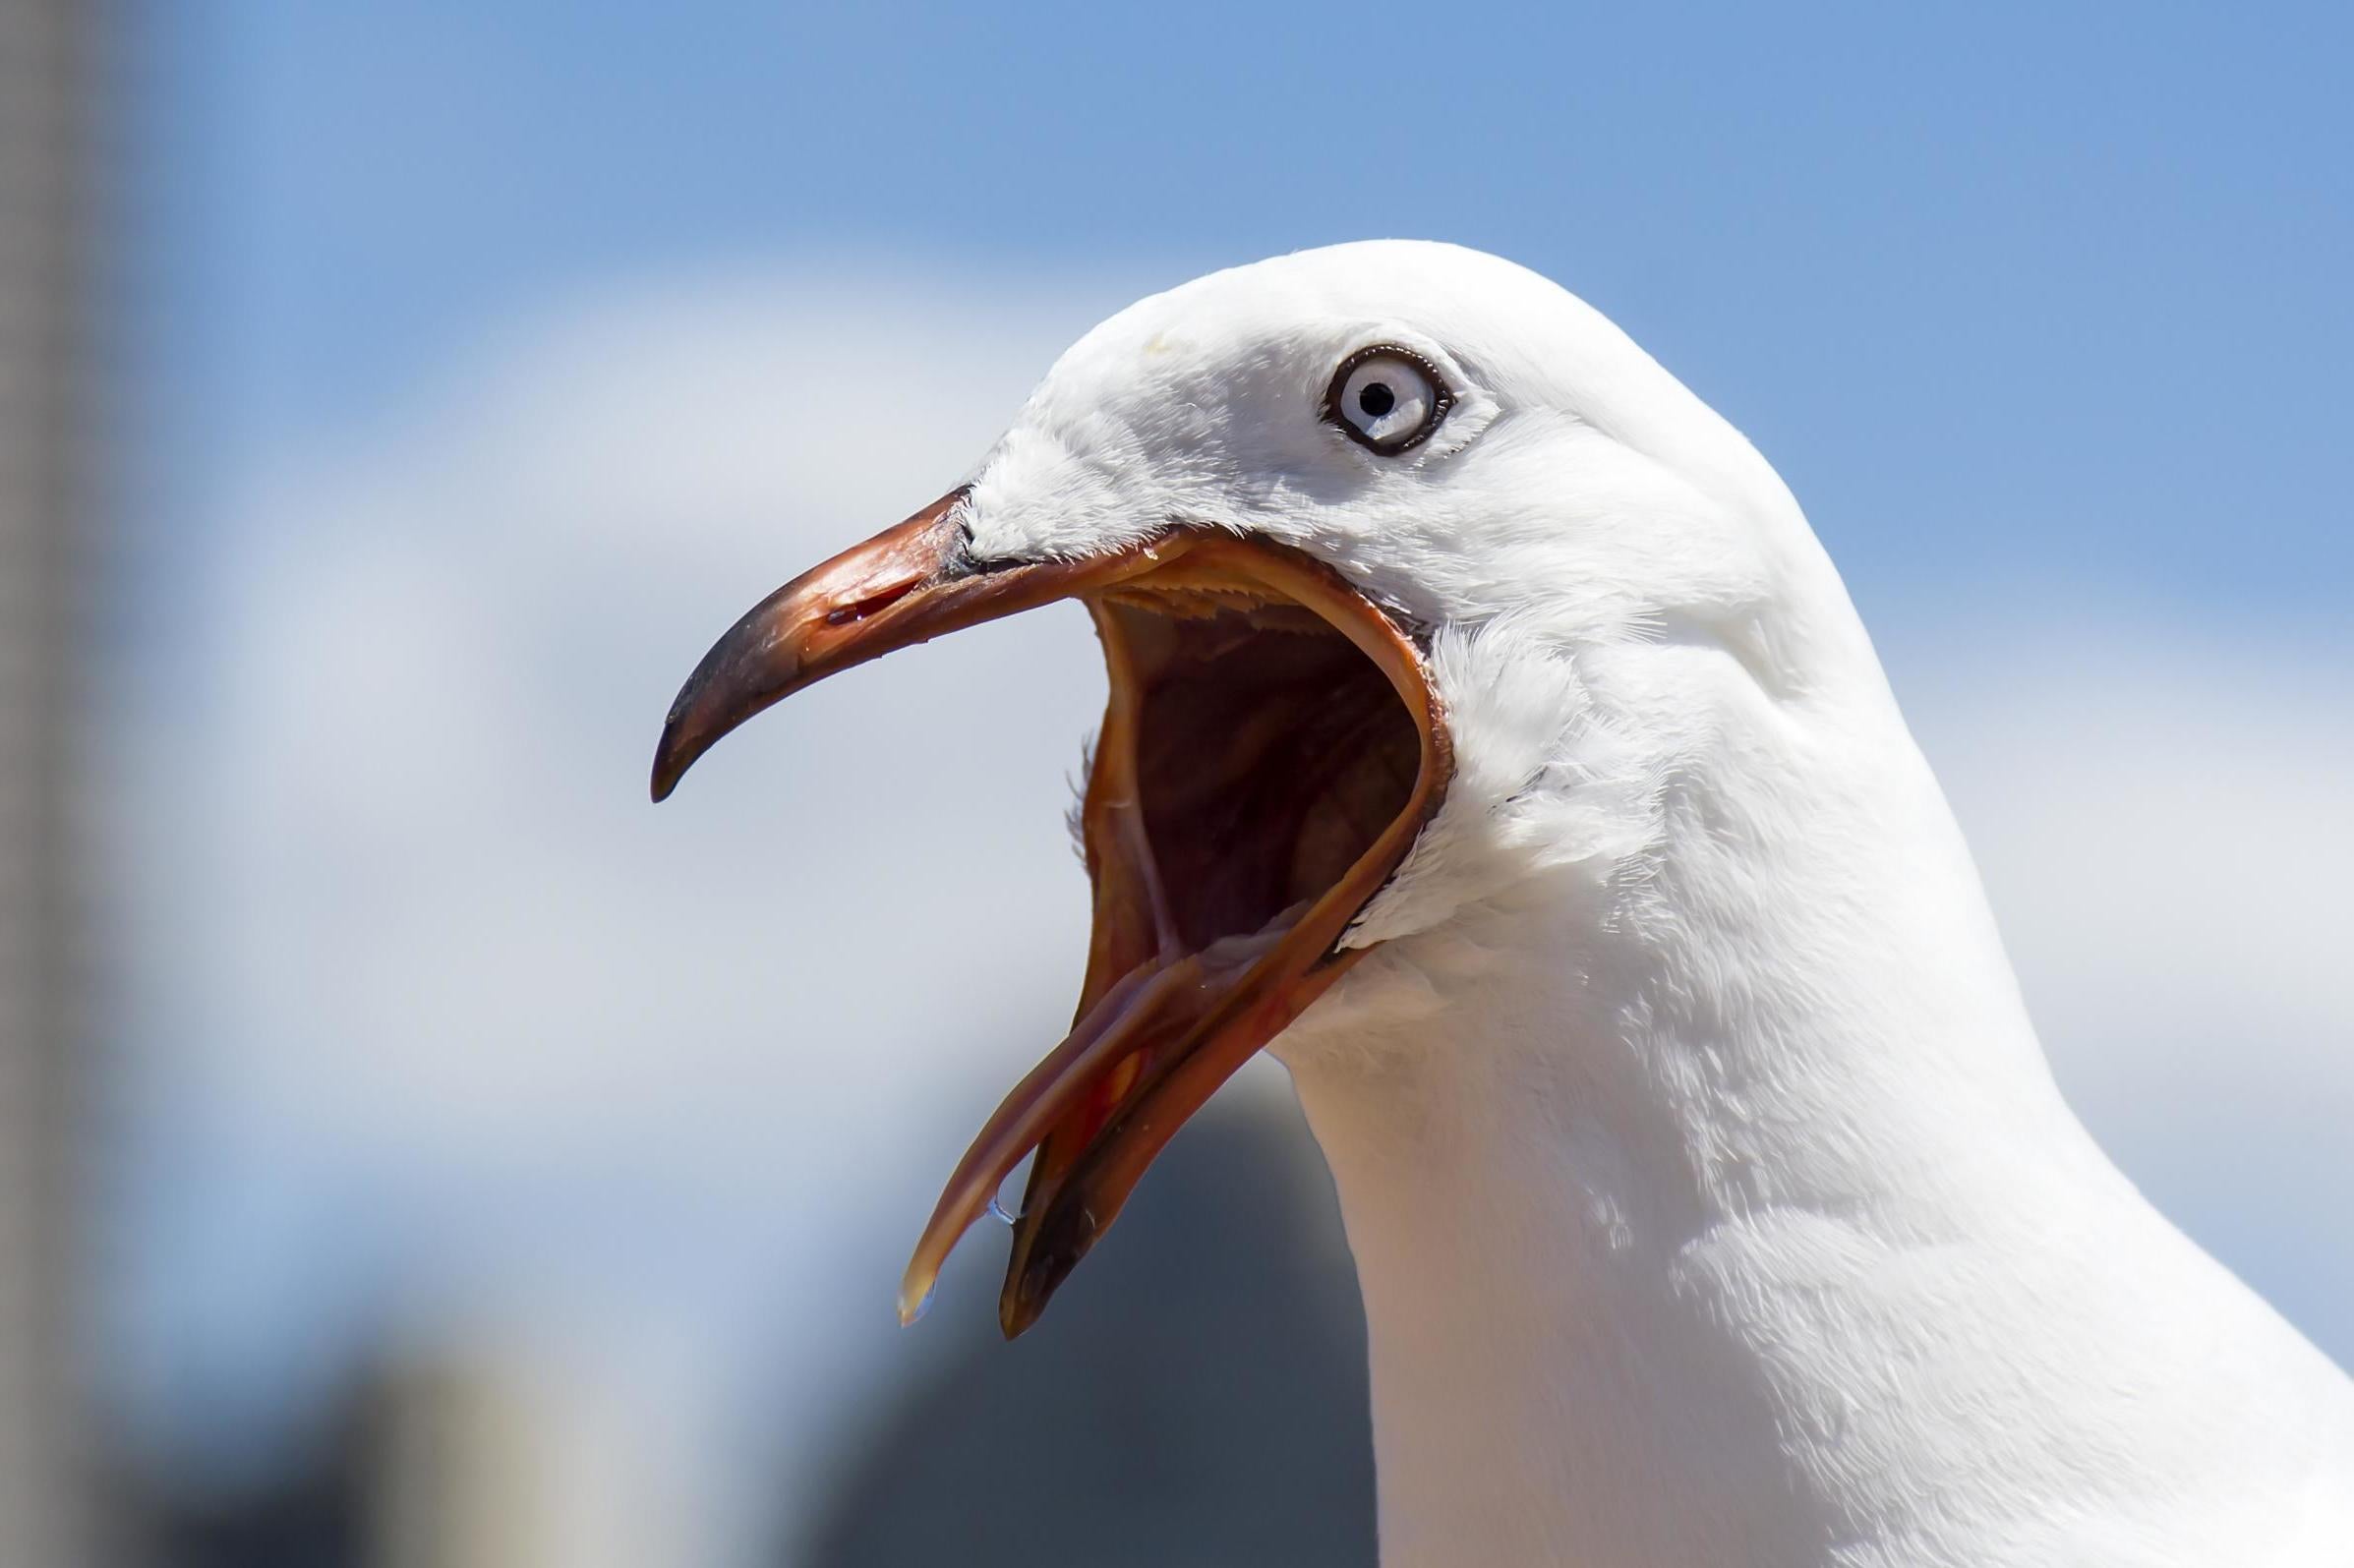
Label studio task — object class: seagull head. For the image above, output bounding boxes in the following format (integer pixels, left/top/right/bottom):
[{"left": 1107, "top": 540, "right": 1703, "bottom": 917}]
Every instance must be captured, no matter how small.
[{"left": 651, "top": 240, "right": 1859, "bottom": 1334}]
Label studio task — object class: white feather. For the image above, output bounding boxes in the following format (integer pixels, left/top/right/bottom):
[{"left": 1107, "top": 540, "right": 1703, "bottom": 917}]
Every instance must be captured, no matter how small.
[{"left": 963, "top": 241, "right": 2354, "bottom": 1567}]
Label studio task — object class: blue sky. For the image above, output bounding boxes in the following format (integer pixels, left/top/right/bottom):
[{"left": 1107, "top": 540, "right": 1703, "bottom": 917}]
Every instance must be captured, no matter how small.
[
  {"left": 111, "top": 4, "right": 2354, "bottom": 1557},
  {"left": 135, "top": 1, "right": 2351, "bottom": 616}
]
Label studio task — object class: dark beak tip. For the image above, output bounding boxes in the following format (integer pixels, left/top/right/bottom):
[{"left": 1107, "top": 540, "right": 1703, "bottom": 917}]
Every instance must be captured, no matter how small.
[
  {"left": 998, "top": 1218, "right": 1090, "bottom": 1340},
  {"left": 997, "top": 1294, "right": 1042, "bottom": 1341},
  {"left": 648, "top": 718, "right": 700, "bottom": 804}
]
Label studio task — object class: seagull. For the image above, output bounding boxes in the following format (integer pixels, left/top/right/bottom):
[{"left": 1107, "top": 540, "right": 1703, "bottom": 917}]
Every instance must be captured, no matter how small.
[{"left": 650, "top": 242, "right": 2354, "bottom": 1566}]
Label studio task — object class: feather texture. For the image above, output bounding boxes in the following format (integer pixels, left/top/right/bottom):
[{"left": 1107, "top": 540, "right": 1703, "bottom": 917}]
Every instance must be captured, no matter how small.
[{"left": 962, "top": 241, "right": 2354, "bottom": 1567}]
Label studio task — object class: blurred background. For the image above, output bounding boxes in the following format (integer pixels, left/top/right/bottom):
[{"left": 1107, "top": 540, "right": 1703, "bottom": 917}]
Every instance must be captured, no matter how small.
[{"left": 1, "top": 1, "right": 2347, "bottom": 1563}]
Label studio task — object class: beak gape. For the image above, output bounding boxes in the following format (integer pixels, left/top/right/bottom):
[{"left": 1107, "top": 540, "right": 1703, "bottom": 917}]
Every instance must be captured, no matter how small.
[{"left": 653, "top": 488, "right": 1450, "bottom": 1336}]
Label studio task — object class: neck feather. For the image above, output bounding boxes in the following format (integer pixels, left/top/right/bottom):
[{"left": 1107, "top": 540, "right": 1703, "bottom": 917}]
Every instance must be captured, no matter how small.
[{"left": 1282, "top": 677, "right": 2204, "bottom": 1566}]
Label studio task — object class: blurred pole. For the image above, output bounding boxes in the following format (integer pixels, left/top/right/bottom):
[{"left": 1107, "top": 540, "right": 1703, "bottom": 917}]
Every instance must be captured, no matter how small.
[{"left": 0, "top": 1, "right": 98, "bottom": 1565}]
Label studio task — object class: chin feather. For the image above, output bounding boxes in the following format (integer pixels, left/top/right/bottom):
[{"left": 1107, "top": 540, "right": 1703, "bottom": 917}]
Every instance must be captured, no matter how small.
[{"left": 1342, "top": 615, "right": 1660, "bottom": 951}]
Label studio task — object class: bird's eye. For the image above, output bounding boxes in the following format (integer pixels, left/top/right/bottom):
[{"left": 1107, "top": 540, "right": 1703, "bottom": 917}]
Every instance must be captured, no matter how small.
[{"left": 1324, "top": 345, "right": 1452, "bottom": 455}]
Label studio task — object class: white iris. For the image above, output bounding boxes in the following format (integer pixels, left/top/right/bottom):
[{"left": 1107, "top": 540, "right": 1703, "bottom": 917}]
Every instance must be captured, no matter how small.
[{"left": 1340, "top": 355, "right": 1436, "bottom": 448}]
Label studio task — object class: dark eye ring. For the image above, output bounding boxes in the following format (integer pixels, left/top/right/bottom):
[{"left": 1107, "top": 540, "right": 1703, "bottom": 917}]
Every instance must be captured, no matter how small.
[{"left": 1321, "top": 344, "right": 1453, "bottom": 455}]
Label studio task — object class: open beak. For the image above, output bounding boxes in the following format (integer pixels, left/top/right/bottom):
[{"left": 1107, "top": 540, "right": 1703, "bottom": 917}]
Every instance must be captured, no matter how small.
[{"left": 652, "top": 488, "right": 1451, "bottom": 1336}]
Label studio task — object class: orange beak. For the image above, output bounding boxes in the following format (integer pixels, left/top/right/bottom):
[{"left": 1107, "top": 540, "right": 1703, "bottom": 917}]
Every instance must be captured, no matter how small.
[{"left": 653, "top": 488, "right": 1450, "bottom": 1336}]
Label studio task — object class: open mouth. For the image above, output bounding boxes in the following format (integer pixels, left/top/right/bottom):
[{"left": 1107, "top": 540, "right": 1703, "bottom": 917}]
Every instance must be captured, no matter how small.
[{"left": 651, "top": 491, "right": 1451, "bottom": 1334}]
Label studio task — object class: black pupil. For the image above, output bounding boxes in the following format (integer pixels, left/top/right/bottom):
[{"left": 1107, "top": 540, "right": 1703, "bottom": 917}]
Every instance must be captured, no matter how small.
[{"left": 1357, "top": 379, "right": 1396, "bottom": 419}]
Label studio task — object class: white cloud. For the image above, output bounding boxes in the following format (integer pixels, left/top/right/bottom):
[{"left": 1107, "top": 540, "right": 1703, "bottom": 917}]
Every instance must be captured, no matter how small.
[
  {"left": 1917, "top": 627, "right": 2354, "bottom": 1091},
  {"left": 108, "top": 263, "right": 1171, "bottom": 1539},
  {"left": 108, "top": 263, "right": 2354, "bottom": 1557},
  {"left": 135, "top": 265, "right": 1143, "bottom": 1164}
]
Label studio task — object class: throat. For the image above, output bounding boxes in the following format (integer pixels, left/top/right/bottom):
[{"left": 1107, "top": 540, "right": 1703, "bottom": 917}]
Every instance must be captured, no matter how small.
[
  {"left": 1278, "top": 746, "right": 2101, "bottom": 1566},
  {"left": 1289, "top": 999, "right": 1846, "bottom": 1567}
]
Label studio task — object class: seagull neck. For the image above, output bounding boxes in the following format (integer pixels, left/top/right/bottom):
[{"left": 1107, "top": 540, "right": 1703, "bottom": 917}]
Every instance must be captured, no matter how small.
[{"left": 1285, "top": 715, "right": 2113, "bottom": 1566}]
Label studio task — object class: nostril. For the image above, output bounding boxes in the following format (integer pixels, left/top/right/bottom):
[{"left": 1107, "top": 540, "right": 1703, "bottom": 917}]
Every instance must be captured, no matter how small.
[{"left": 825, "top": 579, "right": 919, "bottom": 626}]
